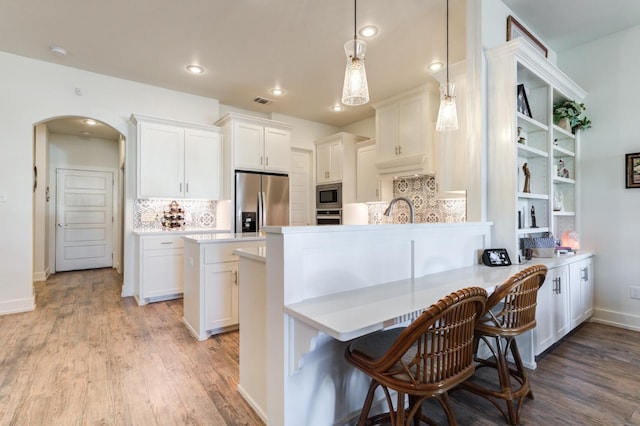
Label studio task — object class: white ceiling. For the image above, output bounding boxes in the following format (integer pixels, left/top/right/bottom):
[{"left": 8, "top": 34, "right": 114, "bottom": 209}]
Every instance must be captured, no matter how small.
[{"left": 3, "top": 0, "right": 639, "bottom": 139}]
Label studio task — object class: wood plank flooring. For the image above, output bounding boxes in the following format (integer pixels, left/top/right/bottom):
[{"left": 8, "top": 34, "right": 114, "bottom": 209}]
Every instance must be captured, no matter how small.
[{"left": 0, "top": 268, "right": 639, "bottom": 425}]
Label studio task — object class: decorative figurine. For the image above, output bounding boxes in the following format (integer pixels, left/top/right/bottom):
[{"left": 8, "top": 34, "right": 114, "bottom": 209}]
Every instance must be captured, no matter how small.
[
  {"left": 530, "top": 205, "right": 537, "bottom": 228},
  {"left": 522, "top": 163, "right": 531, "bottom": 193},
  {"left": 557, "top": 158, "right": 570, "bottom": 178}
]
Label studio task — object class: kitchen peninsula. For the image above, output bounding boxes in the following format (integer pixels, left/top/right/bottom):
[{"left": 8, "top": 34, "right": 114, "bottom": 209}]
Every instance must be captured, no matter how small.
[{"left": 234, "top": 223, "right": 593, "bottom": 426}]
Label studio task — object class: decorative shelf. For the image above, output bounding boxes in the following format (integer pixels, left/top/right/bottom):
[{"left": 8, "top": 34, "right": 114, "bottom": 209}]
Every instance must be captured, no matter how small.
[
  {"left": 517, "top": 113, "right": 548, "bottom": 132},
  {"left": 553, "top": 146, "right": 575, "bottom": 157},
  {"left": 517, "top": 192, "right": 549, "bottom": 200},
  {"left": 553, "top": 211, "right": 576, "bottom": 217},
  {"left": 517, "top": 227, "right": 550, "bottom": 235},
  {"left": 518, "top": 144, "right": 549, "bottom": 158},
  {"left": 552, "top": 124, "right": 575, "bottom": 139},
  {"left": 553, "top": 176, "right": 576, "bottom": 185}
]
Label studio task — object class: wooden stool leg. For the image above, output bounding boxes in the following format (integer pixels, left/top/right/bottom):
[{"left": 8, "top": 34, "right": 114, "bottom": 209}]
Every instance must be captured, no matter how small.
[{"left": 357, "top": 380, "right": 379, "bottom": 426}]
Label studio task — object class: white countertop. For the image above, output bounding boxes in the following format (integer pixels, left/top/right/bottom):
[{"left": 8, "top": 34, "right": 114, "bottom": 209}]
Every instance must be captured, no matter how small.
[
  {"left": 284, "top": 252, "right": 593, "bottom": 342},
  {"left": 234, "top": 246, "right": 267, "bottom": 262},
  {"left": 133, "top": 228, "right": 230, "bottom": 236},
  {"left": 183, "top": 232, "right": 266, "bottom": 243}
]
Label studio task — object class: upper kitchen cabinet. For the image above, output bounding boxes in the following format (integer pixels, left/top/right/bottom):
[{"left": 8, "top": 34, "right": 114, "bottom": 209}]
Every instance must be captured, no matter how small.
[
  {"left": 215, "top": 113, "right": 293, "bottom": 174},
  {"left": 315, "top": 132, "right": 368, "bottom": 202},
  {"left": 372, "top": 86, "right": 438, "bottom": 177},
  {"left": 486, "top": 39, "right": 586, "bottom": 261},
  {"left": 131, "top": 114, "right": 223, "bottom": 200}
]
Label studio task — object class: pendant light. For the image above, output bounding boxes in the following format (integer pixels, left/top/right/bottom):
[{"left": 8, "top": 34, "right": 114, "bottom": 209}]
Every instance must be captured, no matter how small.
[
  {"left": 436, "top": 0, "right": 458, "bottom": 132},
  {"left": 341, "top": 0, "right": 369, "bottom": 106}
]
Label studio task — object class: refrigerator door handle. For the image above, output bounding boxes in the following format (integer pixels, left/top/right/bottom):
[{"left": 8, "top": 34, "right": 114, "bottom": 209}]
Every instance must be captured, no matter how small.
[{"left": 258, "top": 191, "right": 266, "bottom": 231}]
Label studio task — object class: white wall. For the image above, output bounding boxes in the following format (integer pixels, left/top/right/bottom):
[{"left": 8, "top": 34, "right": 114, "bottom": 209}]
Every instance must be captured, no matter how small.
[
  {"left": 559, "top": 26, "right": 640, "bottom": 330},
  {"left": 0, "top": 50, "right": 220, "bottom": 313},
  {"left": 340, "top": 116, "right": 375, "bottom": 139}
]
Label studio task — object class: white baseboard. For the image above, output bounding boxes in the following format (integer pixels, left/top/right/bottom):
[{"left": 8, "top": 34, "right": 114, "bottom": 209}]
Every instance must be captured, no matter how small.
[
  {"left": 0, "top": 297, "right": 35, "bottom": 316},
  {"left": 237, "top": 385, "right": 267, "bottom": 424},
  {"left": 591, "top": 308, "right": 640, "bottom": 332}
]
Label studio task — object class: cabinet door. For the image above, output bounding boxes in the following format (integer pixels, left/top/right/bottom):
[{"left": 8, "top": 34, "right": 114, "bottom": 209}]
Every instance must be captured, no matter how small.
[
  {"left": 141, "top": 247, "right": 184, "bottom": 299},
  {"left": 535, "top": 265, "right": 569, "bottom": 355},
  {"left": 264, "top": 127, "right": 291, "bottom": 173},
  {"left": 357, "top": 144, "right": 379, "bottom": 201},
  {"left": 569, "top": 257, "right": 594, "bottom": 328},
  {"left": 139, "top": 122, "right": 184, "bottom": 198},
  {"left": 397, "top": 94, "right": 425, "bottom": 158},
  {"left": 234, "top": 122, "right": 264, "bottom": 171},
  {"left": 184, "top": 129, "right": 222, "bottom": 199},
  {"left": 329, "top": 142, "right": 343, "bottom": 182},
  {"left": 316, "top": 141, "right": 343, "bottom": 184},
  {"left": 204, "top": 262, "right": 239, "bottom": 331},
  {"left": 376, "top": 104, "right": 399, "bottom": 162}
]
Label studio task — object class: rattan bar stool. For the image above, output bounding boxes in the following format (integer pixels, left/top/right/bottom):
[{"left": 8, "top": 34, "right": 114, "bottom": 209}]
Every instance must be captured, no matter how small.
[
  {"left": 458, "top": 264, "right": 547, "bottom": 425},
  {"left": 345, "top": 287, "right": 488, "bottom": 426}
]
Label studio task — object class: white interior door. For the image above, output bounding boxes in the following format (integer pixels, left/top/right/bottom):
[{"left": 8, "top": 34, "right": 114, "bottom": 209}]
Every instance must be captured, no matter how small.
[
  {"left": 290, "top": 149, "right": 312, "bottom": 226},
  {"left": 56, "top": 169, "right": 113, "bottom": 272}
]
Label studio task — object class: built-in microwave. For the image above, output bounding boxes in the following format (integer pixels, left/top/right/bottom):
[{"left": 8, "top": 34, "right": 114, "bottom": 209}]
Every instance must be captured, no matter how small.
[{"left": 316, "top": 182, "right": 342, "bottom": 210}]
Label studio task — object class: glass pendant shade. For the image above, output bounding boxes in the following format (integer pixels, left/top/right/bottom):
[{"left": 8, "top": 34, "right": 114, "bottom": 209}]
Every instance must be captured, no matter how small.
[
  {"left": 436, "top": 82, "right": 458, "bottom": 132},
  {"left": 341, "top": 39, "right": 369, "bottom": 106}
]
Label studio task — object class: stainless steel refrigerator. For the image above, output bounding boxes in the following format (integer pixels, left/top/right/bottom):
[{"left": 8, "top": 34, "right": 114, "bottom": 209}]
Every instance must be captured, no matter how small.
[{"left": 234, "top": 171, "right": 289, "bottom": 233}]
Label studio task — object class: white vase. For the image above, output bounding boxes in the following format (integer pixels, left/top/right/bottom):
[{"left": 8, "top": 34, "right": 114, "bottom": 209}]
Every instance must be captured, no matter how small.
[{"left": 558, "top": 118, "right": 572, "bottom": 132}]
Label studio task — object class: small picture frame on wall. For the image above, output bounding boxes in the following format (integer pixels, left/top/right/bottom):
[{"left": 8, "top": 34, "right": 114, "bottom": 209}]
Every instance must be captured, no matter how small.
[
  {"left": 507, "top": 15, "right": 548, "bottom": 58},
  {"left": 625, "top": 152, "right": 640, "bottom": 188},
  {"left": 517, "top": 84, "right": 532, "bottom": 118}
]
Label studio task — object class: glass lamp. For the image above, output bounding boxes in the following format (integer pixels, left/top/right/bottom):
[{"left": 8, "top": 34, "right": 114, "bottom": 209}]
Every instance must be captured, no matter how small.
[
  {"left": 341, "top": 39, "right": 369, "bottom": 106},
  {"left": 436, "top": 82, "right": 458, "bottom": 131}
]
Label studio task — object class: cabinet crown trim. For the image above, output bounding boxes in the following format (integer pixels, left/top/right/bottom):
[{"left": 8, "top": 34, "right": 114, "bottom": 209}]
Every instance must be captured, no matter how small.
[
  {"left": 214, "top": 112, "right": 293, "bottom": 130},
  {"left": 130, "top": 114, "right": 221, "bottom": 133}
]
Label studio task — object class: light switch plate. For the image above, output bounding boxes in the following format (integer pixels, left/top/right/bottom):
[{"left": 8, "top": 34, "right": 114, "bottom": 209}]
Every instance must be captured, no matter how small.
[
  {"left": 141, "top": 212, "right": 157, "bottom": 223},
  {"left": 0, "top": 191, "right": 7, "bottom": 202}
]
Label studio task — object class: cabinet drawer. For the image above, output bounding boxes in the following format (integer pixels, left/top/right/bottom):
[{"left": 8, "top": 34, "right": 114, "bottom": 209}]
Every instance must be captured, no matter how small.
[{"left": 143, "top": 235, "right": 185, "bottom": 250}]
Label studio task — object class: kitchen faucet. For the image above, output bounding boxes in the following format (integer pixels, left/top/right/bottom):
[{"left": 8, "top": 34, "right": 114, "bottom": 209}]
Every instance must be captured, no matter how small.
[{"left": 383, "top": 197, "right": 415, "bottom": 224}]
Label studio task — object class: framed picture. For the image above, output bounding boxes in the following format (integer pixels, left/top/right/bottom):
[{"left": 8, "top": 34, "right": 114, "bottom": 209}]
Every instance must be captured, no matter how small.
[
  {"left": 507, "top": 15, "right": 548, "bottom": 58},
  {"left": 517, "top": 84, "right": 532, "bottom": 118},
  {"left": 625, "top": 153, "right": 640, "bottom": 188}
]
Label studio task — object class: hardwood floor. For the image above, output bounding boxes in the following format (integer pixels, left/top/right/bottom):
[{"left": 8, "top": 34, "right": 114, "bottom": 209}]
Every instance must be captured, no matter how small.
[
  {"left": 1, "top": 268, "right": 639, "bottom": 425},
  {"left": 0, "top": 268, "right": 263, "bottom": 426}
]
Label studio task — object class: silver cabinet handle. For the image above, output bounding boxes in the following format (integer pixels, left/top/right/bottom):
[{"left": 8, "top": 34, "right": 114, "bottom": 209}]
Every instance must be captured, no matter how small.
[
  {"left": 186, "top": 183, "right": 189, "bottom": 193},
  {"left": 234, "top": 270, "right": 238, "bottom": 285},
  {"left": 160, "top": 241, "right": 173, "bottom": 245},
  {"left": 179, "top": 182, "right": 183, "bottom": 193},
  {"left": 266, "top": 157, "right": 269, "bottom": 166},
  {"left": 581, "top": 267, "right": 589, "bottom": 282}
]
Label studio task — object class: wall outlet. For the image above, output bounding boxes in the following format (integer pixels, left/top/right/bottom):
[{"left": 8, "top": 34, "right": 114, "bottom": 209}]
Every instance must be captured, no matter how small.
[
  {"left": 141, "top": 212, "right": 158, "bottom": 223},
  {"left": 630, "top": 286, "right": 640, "bottom": 300}
]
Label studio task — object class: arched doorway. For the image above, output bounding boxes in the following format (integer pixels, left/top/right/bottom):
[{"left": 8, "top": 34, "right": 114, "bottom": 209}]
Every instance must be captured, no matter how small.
[{"left": 33, "top": 116, "right": 125, "bottom": 280}]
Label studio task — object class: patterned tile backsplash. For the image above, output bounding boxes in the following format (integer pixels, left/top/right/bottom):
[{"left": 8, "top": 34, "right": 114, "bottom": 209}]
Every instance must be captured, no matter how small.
[
  {"left": 367, "top": 175, "right": 466, "bottom": 224},
  {"left": 134, "top": 199, "right": 217, "bottom": 231}
]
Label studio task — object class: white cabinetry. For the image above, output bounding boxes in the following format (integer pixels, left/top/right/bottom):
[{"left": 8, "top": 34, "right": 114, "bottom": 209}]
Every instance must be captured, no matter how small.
[
  {"left": 316, "top": 139, "right": 343, "bottom": 183},
  {"left": 569, "top": 256, "right": 594, "bottom": 329},
  {"left": 372, "top": 87, "right": 437, "bottom": 177},
  {"left": 486, "top": 39, "right": 586, "bottom": 260},
  {"left": 535, "top": 265, "right": 570, "bottom": 354},
  {"left": 356, "top": 139, "right": 392, "bottom": 202},
  {"left": 136, "top": 234, "right": 184, "bottom": 305},
  {"left": 132, "top": 114, "right": 222, "bottom": 200},
  {"left": 216, "top": 113, "right": 293, "bottom": 175},
  {"left": 314, "top": 132, "right": 367, "bottom": 203},
  {"left": 534, "top": 254, "right": 594, "bottom": 356},
  {"left": 182, "top": 236, "right": 265, "bottom": 341},
  {"left": 204, "top": 261, "right": 238, "bottom": 330}
]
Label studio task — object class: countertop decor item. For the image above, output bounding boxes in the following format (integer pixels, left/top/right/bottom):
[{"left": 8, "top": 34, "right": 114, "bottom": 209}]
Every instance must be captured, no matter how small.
[
  {"left": 553, "top": 100, "right": 592, "bottom": 133},
  {"left": 161, "top": 200, "right": 185, "bottom": 230}
]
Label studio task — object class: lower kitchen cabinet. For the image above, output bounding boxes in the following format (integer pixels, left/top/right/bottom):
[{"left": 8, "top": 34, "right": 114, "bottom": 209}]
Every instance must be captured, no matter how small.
[
  {"left": 182, "top": 235, "right": 265, "bottom": 340},
  {"left": 535, "top": 255, "right": 594, "bottom": 355},
  {"left": 204, "top": 262, "right": 238, "bottom": 331},
  {"left": 569, "top": 257, "right": 594, "bottom": 329},
  {"left": 136, "top": 234, "right": 184, "bottom": 305}
]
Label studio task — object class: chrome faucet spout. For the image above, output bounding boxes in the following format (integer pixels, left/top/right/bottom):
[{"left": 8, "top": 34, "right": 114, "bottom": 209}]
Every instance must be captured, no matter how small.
[{"left": 383, "top": 196, "right": 415, "bottom": 223}]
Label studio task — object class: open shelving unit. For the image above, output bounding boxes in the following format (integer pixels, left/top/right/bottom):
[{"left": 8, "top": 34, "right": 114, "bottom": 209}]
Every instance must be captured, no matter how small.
[{"left": 486, "top": 39, "right": 586, "bottom": 261}]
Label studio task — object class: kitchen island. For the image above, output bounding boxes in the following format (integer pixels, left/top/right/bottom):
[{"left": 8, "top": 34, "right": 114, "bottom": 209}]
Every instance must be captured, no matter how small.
[
  {"left": 236, "top": 223, "right": 594, "bottom": 426},
  {"left": 182, "top": 233, "right": 265, "bottom": 341}
]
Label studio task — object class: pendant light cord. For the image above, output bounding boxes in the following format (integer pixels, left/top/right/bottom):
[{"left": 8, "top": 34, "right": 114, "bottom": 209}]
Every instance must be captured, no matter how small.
[
  {"left": 446, "top": 0, "right": 450, "bottom": 89},
  {"left": 353, "top": 0, "right": 358, "bottom": 58}
]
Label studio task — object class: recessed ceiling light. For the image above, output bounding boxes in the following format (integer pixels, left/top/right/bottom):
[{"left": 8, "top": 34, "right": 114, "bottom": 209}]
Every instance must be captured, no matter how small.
[
  {"left": 83, "top": 119, "right": 97, "bottom": 126},
  {"left": 358, "top": 26, "right": 378, "bottom": 38},
  {"left": 50, "top": 45, "right": 67, "bottom": 56},
  {"left": 331, "top": 105, "right": 344, "bottom": 112},
  {"left": 81, "top": 131, "right": 91, "bottom": 136},
  {"left": 427, "top": 62, "right": 444, "bottom": 72},
  {"left": 270, "top": 88, "right": 285, "bottom": 96},
  {"left": 186, "top": 65, "right": 204, "bottom": 74}
]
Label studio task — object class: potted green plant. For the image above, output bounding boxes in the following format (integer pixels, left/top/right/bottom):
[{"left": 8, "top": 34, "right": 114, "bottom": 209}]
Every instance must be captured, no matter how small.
[{"left": 553, "top": 100, "right": 592, "bottom": 133}]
